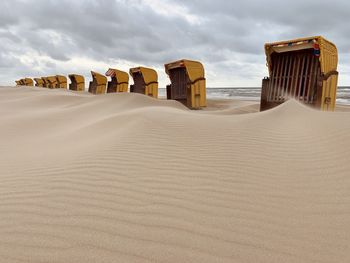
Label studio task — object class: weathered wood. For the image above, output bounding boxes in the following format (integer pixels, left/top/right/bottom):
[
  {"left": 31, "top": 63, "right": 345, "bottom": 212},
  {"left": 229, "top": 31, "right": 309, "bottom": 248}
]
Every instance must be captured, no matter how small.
[
  {"left": 285, "top": 54, "right": 293, "bottom": 98},
  {"left": 268, "top": 57, "right": 277, "bottom": 101}
]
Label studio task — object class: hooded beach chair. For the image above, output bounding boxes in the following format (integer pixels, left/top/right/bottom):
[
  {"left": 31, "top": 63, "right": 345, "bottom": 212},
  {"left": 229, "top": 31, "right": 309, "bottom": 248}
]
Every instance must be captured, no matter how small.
[
  {"left": 88, "top": 71, "right": 107, "bottom": 94},
  {"left": 42, "top": 77, "right": 49, "bottom": 88},
  {"left": 24, "top": 78, "right": 34, "bottom": 86},
  {"left": 165, "top": 59, "right": 206, "bottom": 109},
  {"left": 69, "top": 74, "right": 85, "bottom": 91},
  {"left": 129, "top": 67, "right": 158, "bottom": 98},
  {"left": 46, "top": 76, "right": 58, "bottom": 89},
  {"left": 260, "top": 36, "right": 338, "bottom": 111},
  {"left": 34, "top": 78, "right": 44, "bottom": 87},
  {"left": 56, "top": 75, "right": 68, "bottom": 89},
  {"left": 105, "top": 68, "right": 129, "bottom": 93}
]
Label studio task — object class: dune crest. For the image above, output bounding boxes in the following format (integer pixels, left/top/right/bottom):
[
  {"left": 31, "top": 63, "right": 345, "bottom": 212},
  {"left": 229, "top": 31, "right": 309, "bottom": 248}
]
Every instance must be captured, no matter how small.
[{"left": 1, "top": 87, "right": 350, "bottom": 263}]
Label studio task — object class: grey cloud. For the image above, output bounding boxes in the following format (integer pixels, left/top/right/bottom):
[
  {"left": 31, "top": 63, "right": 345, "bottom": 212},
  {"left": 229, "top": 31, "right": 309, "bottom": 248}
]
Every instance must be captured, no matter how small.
[{"left": 0, "top": 0, "right": 349, "bottom": 86}]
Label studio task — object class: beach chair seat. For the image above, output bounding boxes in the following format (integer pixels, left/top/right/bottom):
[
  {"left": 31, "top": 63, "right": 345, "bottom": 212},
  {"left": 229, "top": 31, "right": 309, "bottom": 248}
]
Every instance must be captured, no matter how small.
[
  {"left": 129, "top": 67, "right": 158, "bottom": 98},
  {"left": 165, "top": 59, "right": 206, "bottom": 109},
  {"left": 88, "top": 71, "right": 107, "bottom": 94},
  {"left": 261, "top": 36, "right": 338, "bottom": 111},
  {"left": 105, "top": 68, "right": 129, "bottom": 93},
  {"left": 68, "top": 74, "right": 85, "bottom": 91}
]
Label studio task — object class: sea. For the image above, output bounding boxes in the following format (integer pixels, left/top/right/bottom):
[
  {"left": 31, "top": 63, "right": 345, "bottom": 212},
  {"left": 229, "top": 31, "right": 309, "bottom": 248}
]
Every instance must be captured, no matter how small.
[{"left": 159, "top": 87, "right": 350, "bottom": 105}]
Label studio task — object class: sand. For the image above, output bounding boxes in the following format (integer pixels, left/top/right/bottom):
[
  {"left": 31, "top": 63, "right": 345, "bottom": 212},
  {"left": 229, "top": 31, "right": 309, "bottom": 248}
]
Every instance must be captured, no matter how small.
[{"left": 1, "top": 86, "right": 350, "bottom": 263}]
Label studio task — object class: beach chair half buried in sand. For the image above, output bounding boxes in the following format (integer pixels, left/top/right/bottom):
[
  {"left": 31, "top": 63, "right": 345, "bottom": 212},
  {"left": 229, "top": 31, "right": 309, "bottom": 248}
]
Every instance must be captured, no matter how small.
[
  {"left": 69, "top": 74, "right": 85, "bottom": 91},
  {"left": 105, "top": 68, "right": 129, "bottom": 93},
  {"left": 24, "top": 78, "right": 34, "bottom": 86},
  {"left": 34, "top": 78, "right": 44, "bottom": 87},
  {"left": 129, "top": 67, "right": 158, "bottom": 98},
  {"left": 260, "top": 36, "right": 338, "bottom": 111},
  {"left": 56, "top": 75, "right": 68, "bottom": 89},
  {"left": 165, "top": 59, "right": 206, "bottom": 109},
  {"left": 88, "top": 71, "right": 107, "bottom": 94}
]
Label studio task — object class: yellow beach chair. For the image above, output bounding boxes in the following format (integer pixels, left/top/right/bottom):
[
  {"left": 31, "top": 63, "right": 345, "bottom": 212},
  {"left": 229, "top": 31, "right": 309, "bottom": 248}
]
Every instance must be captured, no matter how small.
[
  {"left": 88, "top": 71, "right": 107, "bottom": 94},
  {"left": 68, "top": 74, "right": 85, "bottom": 91},
  {"left": 46, "top": 76, "right": 58, "bottom": 89},
  {"left": 129, "top": 67, "right": 158, "bottom": 98},
  {"left": 261, "top": 36, "right": 338, "bottom": 111},
  {"left": 34, "top": 78, "right": 44, "bottom": 87},
  {"left": 165, "top": 59, "right": 206, "bottom": 109},
  {"left": 105, "top": 68, "right": 129, "bottom": 93},
  {"left": 24, "top": 78, "right": 34, "bottom": 86},
  {"left": 56, "top": 75, "right": 68, "bottom": 89}
]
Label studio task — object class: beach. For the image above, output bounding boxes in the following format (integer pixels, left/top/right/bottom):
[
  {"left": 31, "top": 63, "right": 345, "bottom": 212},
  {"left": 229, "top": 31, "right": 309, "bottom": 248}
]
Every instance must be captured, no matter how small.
[{"left": 1, "top": 86, "right": 350, "bottom": 262}]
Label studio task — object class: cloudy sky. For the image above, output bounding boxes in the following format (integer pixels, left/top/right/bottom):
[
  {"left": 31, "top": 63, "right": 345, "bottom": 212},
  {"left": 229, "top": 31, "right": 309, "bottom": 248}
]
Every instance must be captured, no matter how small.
[{"left": 1, "top": 0, "right": 350, "bottom": 87}]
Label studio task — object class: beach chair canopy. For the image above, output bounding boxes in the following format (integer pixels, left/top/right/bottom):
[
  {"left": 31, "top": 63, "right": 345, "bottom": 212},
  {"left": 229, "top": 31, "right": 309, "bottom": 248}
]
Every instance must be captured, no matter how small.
[
  {"left": 261, "top": 36, "right": 338, "bottom": 111},
  {"left": 68, "top": 74, "right": 85, "bottom": 91},
  {"left": 165, "top": 59, "right": 206, "bottom": 109},
  {"left": 105, "top": 68, "right": 129, "bottom": 93},
  {"left": 88, "top": 71, "right": 107, "bottom": 94}
]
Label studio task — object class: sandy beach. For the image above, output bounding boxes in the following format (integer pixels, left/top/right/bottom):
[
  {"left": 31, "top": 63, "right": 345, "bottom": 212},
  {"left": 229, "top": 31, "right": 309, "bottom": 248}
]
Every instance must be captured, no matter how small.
[{"left": 1, "top": 86, "right": 350, "bottom": 262}]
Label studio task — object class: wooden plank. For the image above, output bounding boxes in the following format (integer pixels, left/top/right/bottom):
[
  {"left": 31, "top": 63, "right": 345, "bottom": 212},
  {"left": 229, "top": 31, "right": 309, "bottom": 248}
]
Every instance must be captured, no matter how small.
[
  {"left": 292, "top": 55, "right": 300, "bottom": 98},
  {"left": 268, "top": 59, "right": 276, "bottom": 101},
  {"left": 281, "top": 54, "right": 290, "bottom": 100},
  {"left": 297, "top": 55, "right": 306, "bottom": 99},
  {"left": 276, "top": 55, "right": 285, "bottom": 101},
  {"left": 301, "top": 54, "right": 311, "bottom": 101},
  {"left": 285, "top": 54, "right": 293, "bottom": 98},
  {"left": 305, "top": 54, "right": 315, "bottom": 103},
  {"left": 270, "top": 56, "right": 281, "bottom": 101},
  {"left": 289, "top": 55, "right": 297, "bottom": 95}
]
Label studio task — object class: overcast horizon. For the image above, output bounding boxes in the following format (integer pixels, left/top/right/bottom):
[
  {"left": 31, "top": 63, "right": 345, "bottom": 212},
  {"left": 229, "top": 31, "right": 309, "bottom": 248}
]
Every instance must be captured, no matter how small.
[{"left": 1, "top": 0, "right": 350, "bottom": 88}]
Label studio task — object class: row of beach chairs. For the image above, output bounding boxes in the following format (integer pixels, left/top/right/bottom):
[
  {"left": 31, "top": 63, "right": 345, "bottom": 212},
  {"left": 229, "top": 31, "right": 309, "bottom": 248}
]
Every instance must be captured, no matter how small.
[
  {"left": 15, "top": 36, "right": 340, "bottom": 112},
  {"left": 16, "top": 59, "right": 206, "bottom": 110}
]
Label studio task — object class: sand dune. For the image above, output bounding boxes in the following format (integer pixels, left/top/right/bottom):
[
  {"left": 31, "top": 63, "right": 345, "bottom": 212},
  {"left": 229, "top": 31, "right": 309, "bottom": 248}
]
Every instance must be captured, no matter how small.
[{"left": 1, "top": 86, "right": 350, "bottom": 262}]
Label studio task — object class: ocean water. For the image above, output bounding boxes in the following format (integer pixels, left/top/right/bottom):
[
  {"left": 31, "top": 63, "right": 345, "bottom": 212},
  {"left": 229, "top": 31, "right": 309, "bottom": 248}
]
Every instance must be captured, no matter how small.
[{"left": 159, "top": 87, "right": 350, "bottom": 105}]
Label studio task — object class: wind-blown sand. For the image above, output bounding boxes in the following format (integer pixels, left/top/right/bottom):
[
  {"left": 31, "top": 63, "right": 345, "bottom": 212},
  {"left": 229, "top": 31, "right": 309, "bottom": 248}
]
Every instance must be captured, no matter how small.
[{"left": 1, "top": 86, "right": 350, "bottom": 263}]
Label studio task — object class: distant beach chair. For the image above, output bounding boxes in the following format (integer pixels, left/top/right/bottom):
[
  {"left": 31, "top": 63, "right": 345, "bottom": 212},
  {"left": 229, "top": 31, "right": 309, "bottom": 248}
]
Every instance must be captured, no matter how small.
[
  {"left": 88, "top": 71, "right": 107, "bottom": 94},
  {"left": 129, "top": 67, "right": 158, "bottom": 98},
  {"left": 260, "top": 36, "right": 338, "bottom": 111},
  {"left": 42, "top": 77, "right": 49, "bottom": 88},
  {"left": 69, "top": 74, "right": 85, "bottom": 91},
  {"left": 34, "top": 78, "right": 44, "bottom": 87},
  {"left": 165, "top": 59, "right": 206, "bottom": 109},
  {"left": 47, "top": 76, "right": 58, "bottom": 89},
  {"left": 105, "top": 68, "right": 129, "bottom": 93},
  {"left": 24, "top": 78, "right": 34, "bottom": 86},
  {"left": 56, "top": 75, "right": 68, "bottom": 89}
]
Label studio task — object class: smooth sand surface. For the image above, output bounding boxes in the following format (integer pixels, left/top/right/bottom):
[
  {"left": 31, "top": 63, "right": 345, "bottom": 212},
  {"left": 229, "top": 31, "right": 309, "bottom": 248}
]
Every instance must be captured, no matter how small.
[{"left": 1, "top": 86, "right": 350, "bottom": 262}]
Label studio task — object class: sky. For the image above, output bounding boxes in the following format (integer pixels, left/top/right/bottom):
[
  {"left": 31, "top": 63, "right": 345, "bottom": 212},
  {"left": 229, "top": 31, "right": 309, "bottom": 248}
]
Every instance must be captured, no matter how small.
[{"left": 1, "top": 0, "right": 350, "bottom": 87}]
